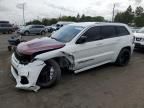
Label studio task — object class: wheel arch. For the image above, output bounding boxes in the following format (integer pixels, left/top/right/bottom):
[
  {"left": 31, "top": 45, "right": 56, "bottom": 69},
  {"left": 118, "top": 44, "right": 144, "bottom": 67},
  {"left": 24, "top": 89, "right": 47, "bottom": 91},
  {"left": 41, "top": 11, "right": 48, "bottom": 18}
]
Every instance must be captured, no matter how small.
[
  {"left": 114, "top": 46, "right": 132, "bottom": 63},
  {"left": 122, "top": 46, "right": 131, "bottom": 52},
  {"left": 24, "top": 30, "right": 30, "bottom": 33},
  {"left": 36, "top": 51, "right": 75, "bottom": 70},
  {"left": 41, "top": 30, "right": 45, "bottom": 32},
  {"left": 52, "top": 56, "right": 72, "bottom": 70},
  {"left": 115, "top": 46, "right": 131, "bottom": 66}
]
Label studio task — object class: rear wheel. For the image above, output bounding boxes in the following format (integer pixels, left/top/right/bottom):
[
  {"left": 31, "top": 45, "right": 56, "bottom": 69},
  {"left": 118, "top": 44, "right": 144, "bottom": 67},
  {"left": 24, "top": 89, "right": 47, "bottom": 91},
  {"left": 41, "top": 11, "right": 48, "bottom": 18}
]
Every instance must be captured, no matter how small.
[
  {"left": 24, "top": 31, "right": 29, "bottom": 36},
  {"left": 115, "top": 48, "right": 131, "bottom": 66},
  {"left": 37, "top": 59, "right": 61, "bottom": 88}
]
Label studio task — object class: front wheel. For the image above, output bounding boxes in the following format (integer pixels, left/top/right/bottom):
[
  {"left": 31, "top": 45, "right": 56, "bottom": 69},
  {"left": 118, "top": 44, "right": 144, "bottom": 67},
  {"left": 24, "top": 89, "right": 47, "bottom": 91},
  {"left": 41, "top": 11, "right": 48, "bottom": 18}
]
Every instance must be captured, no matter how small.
[
  {"left": 115, "top": 48, "right": 131, "bottom": 66},
  {"left": 41, "top": 31, "right": 45, "bottom": 35},
  {"left": 37, "top": 59, "right": 61, "bottom": 88}
]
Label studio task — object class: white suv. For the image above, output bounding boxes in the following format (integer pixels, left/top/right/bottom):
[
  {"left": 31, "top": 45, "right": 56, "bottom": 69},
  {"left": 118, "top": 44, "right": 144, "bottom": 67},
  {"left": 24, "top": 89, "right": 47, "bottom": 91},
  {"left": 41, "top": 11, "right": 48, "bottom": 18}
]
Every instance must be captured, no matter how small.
[
  {"left": 134, "top": 27, "right": 144, "bottom": 48},
  {"left": 11, "top": 22, "right": 134, "bottom": 91}
]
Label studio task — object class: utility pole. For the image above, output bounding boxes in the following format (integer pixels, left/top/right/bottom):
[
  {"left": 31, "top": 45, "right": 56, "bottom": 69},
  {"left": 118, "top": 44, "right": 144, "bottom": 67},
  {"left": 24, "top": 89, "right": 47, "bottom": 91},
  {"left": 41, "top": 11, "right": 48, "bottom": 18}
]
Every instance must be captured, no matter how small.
[
  {"left": 16, "top": 3, "right": 26, "bottom": 25},
  {"left": 59, "top": 13, "right": 62, "bottom": 20},
  {"left": 112, "top": 3, "right": 116, "bottom": 22},
  {"left": 22, "top": 3, "right": 25, "bottom": 26}
]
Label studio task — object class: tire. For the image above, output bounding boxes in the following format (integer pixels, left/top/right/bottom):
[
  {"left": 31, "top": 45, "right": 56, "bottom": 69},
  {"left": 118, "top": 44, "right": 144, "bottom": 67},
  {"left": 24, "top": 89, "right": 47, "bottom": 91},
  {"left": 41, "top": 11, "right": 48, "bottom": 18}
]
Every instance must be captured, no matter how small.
[
  {"left": 41, "top": 31, "right": 45, "bottom": 35},
  {"left": 37, "top": 59, "right": 61, "bottom": 88},
  {"left": 115, "top": 48, "right": 131, "bottom": 66},
  {"left": 24, "top": 31, "right": 29, "bottom": 36},
  {"left": 8, "top": 30, "right": 13, "bottom": 34},
  {"left": 8, "top": 46, "right": 12, "bottom": 51}
]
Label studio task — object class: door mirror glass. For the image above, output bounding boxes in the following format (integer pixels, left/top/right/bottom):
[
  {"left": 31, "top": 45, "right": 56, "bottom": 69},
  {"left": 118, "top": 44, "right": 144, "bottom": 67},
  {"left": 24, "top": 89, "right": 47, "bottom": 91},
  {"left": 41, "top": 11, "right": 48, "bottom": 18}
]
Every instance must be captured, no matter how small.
[{"left": 76, "top": 36, "right": 87, "bottom": 44}]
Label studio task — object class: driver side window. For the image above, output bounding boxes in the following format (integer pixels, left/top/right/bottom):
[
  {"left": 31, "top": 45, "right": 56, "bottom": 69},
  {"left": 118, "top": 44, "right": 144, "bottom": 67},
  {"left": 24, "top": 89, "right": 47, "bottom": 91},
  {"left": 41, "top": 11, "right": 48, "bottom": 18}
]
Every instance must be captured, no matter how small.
[{"left": 83, "top": 26, "right": 101, "bottom": 42}]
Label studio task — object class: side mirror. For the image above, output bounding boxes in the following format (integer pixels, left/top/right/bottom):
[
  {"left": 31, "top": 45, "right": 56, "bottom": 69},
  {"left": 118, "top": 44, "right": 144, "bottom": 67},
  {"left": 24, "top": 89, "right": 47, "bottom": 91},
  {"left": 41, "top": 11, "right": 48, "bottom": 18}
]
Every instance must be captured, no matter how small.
[{"left": 76, "top": 36, "right": 87, "bottom": 44}]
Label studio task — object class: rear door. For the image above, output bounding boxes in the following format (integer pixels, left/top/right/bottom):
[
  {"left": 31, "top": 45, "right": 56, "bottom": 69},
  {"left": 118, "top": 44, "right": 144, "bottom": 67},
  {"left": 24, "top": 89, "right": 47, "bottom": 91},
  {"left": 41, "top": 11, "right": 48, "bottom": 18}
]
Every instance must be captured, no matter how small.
[
  {"left": 29, "top": 26, "right": 37, "bottom": 34},
  {"left": 33, "top": 26, "right": 44, "bottom": 33},
  {"left": 99, "top": 26, "right": 120, "bottom": 61},
  {"left": 99, "top": 25, "right": 131, "bottom": 62},
  {"left": 37, "top": 26, "right": 44, "bottom": 33}
]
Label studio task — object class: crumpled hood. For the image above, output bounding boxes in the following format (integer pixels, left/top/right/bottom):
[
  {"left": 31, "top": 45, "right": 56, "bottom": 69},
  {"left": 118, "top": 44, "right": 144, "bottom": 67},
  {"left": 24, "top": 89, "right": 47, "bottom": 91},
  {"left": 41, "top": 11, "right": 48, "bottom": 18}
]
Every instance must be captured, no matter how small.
[
  {"left": 17, "top": 37, "right": 65, "bottom": 55},
  {"left": 134, "top": 33, "right": 144, "bottom": 38}
]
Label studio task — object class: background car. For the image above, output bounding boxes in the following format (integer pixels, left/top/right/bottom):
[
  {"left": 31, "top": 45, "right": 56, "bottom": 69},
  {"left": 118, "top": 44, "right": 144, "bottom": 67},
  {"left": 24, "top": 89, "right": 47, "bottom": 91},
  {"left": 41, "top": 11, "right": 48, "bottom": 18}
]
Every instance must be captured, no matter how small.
[
  {"left": 134, "top": 27, "right": 144, "bottom": 48},
  {"left": 130, "top": 27, "right": 140, "bottom": 33},
  {"left": 45, "top": 26, "right": 54, "bottom": 33},
  {"left": 0, "top": 21, "right": 15, "bottom": 34},
  {"left": 17, "top": 25, "right": 46, "bottom": 36},
  {"left": 56, "top": 21, "right": 75, "bottom": 30},
  {"left": 46, "top": 21, "right": 75, "bottom": 33}
]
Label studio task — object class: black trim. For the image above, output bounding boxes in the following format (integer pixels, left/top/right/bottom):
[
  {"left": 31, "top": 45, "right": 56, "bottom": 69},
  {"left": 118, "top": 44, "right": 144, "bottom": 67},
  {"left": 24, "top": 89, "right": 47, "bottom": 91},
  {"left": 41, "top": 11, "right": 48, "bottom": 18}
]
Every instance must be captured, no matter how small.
[{"left": 78, "top": 59, "right": 94, "bottom": 64}]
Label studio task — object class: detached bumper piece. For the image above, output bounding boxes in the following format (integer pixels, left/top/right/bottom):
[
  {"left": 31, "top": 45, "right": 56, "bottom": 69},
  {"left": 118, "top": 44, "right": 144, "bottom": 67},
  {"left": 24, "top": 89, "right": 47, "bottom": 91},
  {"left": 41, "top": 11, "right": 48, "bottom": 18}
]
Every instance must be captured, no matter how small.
[
  {"left": 11, "top": 66, "right": 41, "bottom": 92},
  {"left": 11, "top": 54, "right": 46, "bottom": 92}
]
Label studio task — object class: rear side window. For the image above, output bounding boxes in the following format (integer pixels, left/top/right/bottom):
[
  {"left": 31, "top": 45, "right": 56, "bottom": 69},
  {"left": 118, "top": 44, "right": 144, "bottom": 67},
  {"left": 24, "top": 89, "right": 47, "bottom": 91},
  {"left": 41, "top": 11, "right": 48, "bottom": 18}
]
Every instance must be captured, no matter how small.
[
  {"left": 0, "top": 24, "right": 12, "bottom": 27},
  {"left": 31, "top": 26, "right": 43, "bottom": 28},
  {"left": 116, "top": 26, "right": 130, "bottom": 36},
  {"left": 37, "top": 26, "right": 44, "bottom": 28},
  {"left": 100, "top": 26, "right": 117, "bottom": 39},
  {"left": 31, "top": 26, "right": 36, "bottom": 28},
  {"left": 83, "top": 26, "right": 101, "bottom": 42},
  {"left": 7, "top": 24, "right": 12, "bottom": 27}
]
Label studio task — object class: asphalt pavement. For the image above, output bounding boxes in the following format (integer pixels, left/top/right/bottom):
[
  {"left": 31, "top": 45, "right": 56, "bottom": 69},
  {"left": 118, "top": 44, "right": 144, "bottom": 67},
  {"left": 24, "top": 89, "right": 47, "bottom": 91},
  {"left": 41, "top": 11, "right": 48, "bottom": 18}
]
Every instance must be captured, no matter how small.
[{"left": 1, "top": 34, "right": 144, "bottom": 108}]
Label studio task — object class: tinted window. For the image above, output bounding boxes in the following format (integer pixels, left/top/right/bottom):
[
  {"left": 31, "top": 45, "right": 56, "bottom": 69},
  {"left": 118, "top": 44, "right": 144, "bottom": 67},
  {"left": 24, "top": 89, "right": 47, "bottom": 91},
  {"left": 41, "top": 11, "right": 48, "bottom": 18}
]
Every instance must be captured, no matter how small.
[
  {"left": 116, "top": 26, "right": 130, "bottom": 36},
  {"left": 31, "top": 26, "right": 43, "bottom": 28},
  {"left": 7, "top": 24, "right": 12, "bottom": 27},
  {"left": 31, "top": 26, "right": 36, "bottom": 28},
  {"left": 83, "top": 26, "right": 101, "bottom": 42},
  {"left": 0, "top": 24, "right": 12, "bottom": 27},
  {"left": 37, "top": 26, "right": 44, "bottom": 28},
  {"left": 101, "top": 26, "right": 117, "bottom": 39}
]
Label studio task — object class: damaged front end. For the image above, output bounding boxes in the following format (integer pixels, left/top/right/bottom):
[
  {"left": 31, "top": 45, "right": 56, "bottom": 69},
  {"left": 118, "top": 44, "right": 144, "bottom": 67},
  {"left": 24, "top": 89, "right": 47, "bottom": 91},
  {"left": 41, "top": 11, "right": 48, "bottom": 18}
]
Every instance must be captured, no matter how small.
[
  {"left": 10, "top": 37, "right": 66, "bottom": 92},
  {"left": 11, "top": 51, "right": 46, "bottom": 92}
]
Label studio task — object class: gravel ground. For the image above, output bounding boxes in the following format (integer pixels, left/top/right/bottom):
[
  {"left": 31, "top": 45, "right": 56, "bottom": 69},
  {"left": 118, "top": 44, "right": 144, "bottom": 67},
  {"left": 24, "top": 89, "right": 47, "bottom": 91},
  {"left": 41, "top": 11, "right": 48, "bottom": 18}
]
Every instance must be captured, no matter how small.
[{"left": 1, "top": 34, "right": 144, "bottom": 108}]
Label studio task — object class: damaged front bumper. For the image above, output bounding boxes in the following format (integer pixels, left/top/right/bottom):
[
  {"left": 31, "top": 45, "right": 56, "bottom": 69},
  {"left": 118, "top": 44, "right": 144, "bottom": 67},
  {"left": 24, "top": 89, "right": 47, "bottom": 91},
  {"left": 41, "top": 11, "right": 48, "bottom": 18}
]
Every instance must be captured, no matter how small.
[{"left": 11, "top": 54, "right": 46, "bottom": 92}]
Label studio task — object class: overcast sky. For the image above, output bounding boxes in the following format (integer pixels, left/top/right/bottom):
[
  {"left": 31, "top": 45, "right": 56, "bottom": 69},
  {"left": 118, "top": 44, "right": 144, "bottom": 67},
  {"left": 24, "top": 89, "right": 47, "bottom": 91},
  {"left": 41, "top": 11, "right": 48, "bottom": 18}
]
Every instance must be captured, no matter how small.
[{"left": 0, "top": 0, "right": 143, "bottom": 25}]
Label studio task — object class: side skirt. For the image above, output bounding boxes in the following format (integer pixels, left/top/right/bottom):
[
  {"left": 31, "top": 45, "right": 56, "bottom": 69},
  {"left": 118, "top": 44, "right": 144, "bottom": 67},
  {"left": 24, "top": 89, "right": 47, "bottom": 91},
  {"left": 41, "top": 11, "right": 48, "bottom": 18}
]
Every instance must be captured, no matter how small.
[{"left": 74, "top": 60, "right": 111, "bottom": 74}]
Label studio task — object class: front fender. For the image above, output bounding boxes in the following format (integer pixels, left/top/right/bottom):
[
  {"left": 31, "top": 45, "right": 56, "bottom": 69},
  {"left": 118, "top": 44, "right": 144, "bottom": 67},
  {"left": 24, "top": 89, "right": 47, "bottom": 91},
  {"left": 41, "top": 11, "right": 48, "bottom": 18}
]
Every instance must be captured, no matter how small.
[
  {"left": 35, "top": 50, "right": 68, "bottom": 61},
  {"left": 35, "top": 50, "right": 75, "bottom": 69}
]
